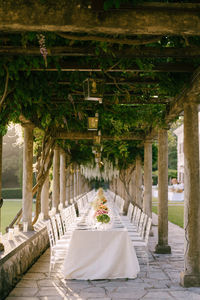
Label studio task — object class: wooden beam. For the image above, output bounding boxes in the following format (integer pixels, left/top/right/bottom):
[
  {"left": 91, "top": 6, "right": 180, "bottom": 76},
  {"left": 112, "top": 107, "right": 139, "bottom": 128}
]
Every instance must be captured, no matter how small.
[
  {"left": 55, "top": 131, "right": 144, "bottom": 141},
  {"left": 1, "top": 45, "right": 200, "bottom": 59},
  {"left": 56, "top": 79, "right": 159, "bottom": 85},
  {"left": 30, "top": 63, "right": 194, "bottom": 73},
  {"left": 52, "top": 99, "right": 170, "bottom": 105},
  {"left": 0, "top": 2, "right": 200, "bottom": 35},
  {"left": 166, "top": 66, "right": 200, "bottom": 124},
  {"left": 68, "top": 92, "right": 166, "bottom": 97},
  {"left": 145, "top": 66, "right": 200, "bottom": 141}
]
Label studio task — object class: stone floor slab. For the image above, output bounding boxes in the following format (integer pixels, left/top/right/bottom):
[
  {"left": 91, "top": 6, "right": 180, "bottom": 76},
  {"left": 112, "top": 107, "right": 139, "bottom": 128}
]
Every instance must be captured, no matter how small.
[
  {"left": 15, "top": 280, "right": 38, "bottom": 288},
  {"left": 6, "top": 298, "right": 39, "bottom": 300},
  {"left": 5, "top": 213, "right": 200, "bottom": 300},
  {"left": 170, "top": 290, "right": 200, "bottom": 300},
  {"left": 23, "top": 272, "right": 46, "bottom": 280},
  {"left": 8, "top": 287, "right": 38, "bottom": 297}
]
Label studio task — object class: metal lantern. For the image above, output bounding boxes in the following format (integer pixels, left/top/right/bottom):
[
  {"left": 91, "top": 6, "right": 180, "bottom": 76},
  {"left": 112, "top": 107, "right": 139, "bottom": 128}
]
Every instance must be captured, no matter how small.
[
  {"left": 94, "top": 135, "right": 101, "bottom": 144},
  {"left": 88, "top": 113, "right": 99, "bottom": 131},
  {"left": 94, "top": 130, "right": 101, "bottom": 144},
  {"left": 95, "top": 152, "right": 101, "bottom": 159},
  {"left": 83, "top": 78, "right": 104, "bottom": 103}
]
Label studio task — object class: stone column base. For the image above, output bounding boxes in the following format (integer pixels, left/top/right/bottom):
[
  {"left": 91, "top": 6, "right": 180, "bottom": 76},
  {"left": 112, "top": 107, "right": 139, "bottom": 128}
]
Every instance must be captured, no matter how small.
[
  {"left": 180, "top": 271, "right": 200, "bottom": 287},
  {"left": 155, "top": 244, "right": 171, "bottom": 254}
]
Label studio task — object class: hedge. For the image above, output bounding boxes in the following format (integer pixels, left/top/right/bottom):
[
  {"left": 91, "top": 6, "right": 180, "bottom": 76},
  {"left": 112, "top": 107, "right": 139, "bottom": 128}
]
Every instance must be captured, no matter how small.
[
  {"left": 1, "top": 188, "right": 22, "bottom": 199},
  {"left": 152, "top": 169, "right": 177, "bottom": 185}
]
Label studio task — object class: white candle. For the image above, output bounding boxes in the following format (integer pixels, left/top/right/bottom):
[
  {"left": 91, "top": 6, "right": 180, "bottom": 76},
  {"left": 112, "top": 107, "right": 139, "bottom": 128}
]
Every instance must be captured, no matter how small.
[
  {"left": 23, "top": 222, "right": 28, "bottom": 232},
  {"left": 14, "top": 225, "right": 19, "bottom": 235},
  {"left": 39, "top": 212, "right": 44, "bottom": 220},
  {"left": 8, "top": 228, "right": 14, "bottom": 240},
  {"left": 58, "top": 203, "right": 63, "bottom": 211}
]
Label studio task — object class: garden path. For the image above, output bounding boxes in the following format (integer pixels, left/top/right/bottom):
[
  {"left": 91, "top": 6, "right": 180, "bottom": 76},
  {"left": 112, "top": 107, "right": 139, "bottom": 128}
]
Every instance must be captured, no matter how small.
[{"left": 5, "top": 213, "right": 200, "bottom": 300}]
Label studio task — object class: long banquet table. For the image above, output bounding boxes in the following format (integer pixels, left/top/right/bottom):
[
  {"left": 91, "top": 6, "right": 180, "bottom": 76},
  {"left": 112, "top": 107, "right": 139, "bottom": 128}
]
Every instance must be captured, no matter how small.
[{"left": 62, "top": 196, "right": 140, "bottom": 280}]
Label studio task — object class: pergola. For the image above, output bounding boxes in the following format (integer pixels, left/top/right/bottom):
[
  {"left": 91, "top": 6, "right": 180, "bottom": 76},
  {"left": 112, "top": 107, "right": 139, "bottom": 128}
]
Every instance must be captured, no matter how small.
[{"left": 0, "top": 0, "right": 200, "bottom": 289}]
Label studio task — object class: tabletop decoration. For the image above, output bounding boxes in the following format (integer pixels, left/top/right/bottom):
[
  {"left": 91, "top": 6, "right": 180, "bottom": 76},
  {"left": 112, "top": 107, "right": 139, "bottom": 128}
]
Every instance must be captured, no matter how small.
[{"left": 92, "top": 189, "right": 111, "bottom": 225}]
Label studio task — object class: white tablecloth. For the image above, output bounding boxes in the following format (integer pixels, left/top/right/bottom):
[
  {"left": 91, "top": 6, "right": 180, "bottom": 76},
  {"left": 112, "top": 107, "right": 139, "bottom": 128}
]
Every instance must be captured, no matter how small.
[{"left": 62, "top": 227, "right": 140, "bottom": 280}]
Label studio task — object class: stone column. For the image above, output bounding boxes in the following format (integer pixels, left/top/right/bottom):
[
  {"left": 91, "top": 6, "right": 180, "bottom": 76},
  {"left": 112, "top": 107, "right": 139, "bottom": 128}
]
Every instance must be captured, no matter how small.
[
  {"left": 0, "top": 135, "right": 2, "bottom": 233},
  {"left": 78, "top": 172, "right": 82, "bottom": 195},
  {"left": 0, "top": 134, "right": 4, "bottom": 250},
  {"left": 143, "top": 141, "right": 152, "bottom": 218},
  {"left": 135, "top": 155, "right": 143, "bottom": 207},
  {"left": 74, "top": 166, "right": 77, "bottom": 199},
  {"left": 180, "top": 103, "right": 200, "bottom": 287},
  {"left": 77, "top": 168, "right": 80, "bottom": 197},
  {"left": 155, "top": 129, "right": 171, "bottom": 254},
  {"left": 115, "top": 177, "right": 118, "bottom": 195},
  {"left": 41, "top": 146, "right": 50, "bottom": 219},
  {"left": 22, "top": 124, "right": 34, "bottom": 230},
  {"left": 65, "top": 166, "right": 70, "bottom": 206},
  {"left": 71, "top": 167, "right": 74, "bottom": 202},
  {"left": 52, "top": 146, "right": 60, "bottom": 211},
  {"left": 60, "top": 149, "right": 66, "bottom": 209}
]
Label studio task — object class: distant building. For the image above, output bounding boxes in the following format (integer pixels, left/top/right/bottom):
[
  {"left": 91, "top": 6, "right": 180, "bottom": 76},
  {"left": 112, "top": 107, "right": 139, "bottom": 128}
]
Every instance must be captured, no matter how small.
[
  {"left": 2, "top": 125, "right": 23, "bottom": 188},
  {"left": 174, "top": 114, "right": 200, "bottom": 183},
  {"left": 174, "top": 124, "right": 184, "bottom": 183}
]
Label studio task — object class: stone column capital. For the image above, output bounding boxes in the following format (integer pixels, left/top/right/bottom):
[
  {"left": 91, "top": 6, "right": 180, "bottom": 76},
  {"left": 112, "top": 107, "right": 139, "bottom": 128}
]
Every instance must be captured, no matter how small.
[
  {"left": 158, "top": 127, "right": 169, "bottom": 134},
  {"left": 59, "top": 147, "right": 65, "bottom": 155},
  {"left": 19, "top": 115, "right": 34, "bottom": 129},
  {"left": 54, "top": 144, "right": 60, "bottom": 151},
  {"left": 22, "top": 122, "right": 34, "bottom": 129},
  {"left": 144, "top": 139, "right": 153, "bottom": 145}
]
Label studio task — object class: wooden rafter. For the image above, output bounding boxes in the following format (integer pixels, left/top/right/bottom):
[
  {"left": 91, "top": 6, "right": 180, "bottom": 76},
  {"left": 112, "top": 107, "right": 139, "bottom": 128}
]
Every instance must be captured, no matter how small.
[
  {"left": 30, "top": 63, "right": 195, "bottom": 73},
  {"left": 166, "top": 66, "right": 200, "bottom": 124},
  {"left": 1, "top": 45, "right": 200, "bottom": 59},
  {"left": 0, "top": 2, "right": 200, "bottom": 35},
  {"left": 52, "top": 99, "right": 170, "bottom": 105},
  {"left": 145, "top": 66, "right": 200, "bottom": 141},
  {"left": 55, "top": 131, "right": 144, "bottom": 141},
  {"left": 56, "top": 79, "right": 159, "bottom": 85}
]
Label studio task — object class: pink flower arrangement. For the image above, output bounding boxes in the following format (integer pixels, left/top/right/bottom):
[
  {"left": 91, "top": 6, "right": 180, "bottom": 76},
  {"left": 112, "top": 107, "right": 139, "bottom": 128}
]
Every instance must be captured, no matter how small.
[{"left": 94, "top": 209, "right": 108, "bottom": 217}]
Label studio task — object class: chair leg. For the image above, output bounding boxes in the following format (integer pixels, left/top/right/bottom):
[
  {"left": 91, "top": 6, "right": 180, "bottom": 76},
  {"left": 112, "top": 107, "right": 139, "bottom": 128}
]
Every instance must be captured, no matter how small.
[
  {"left": 49, "top": 252, "right": 55, "bottom": 277},
  {"left": 145, "top": 246, "right": 150, "bottom": 276}
]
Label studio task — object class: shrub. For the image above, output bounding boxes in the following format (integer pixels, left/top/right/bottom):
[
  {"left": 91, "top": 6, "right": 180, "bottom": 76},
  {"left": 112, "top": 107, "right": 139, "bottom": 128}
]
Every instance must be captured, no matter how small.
[{"left": 1, "top": 188, "right": 22, "bottom": 199}]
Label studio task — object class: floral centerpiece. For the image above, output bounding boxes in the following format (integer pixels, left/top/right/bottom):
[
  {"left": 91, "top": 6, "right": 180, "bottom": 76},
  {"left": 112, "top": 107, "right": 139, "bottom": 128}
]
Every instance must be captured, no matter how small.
[{"left": 92, "top": 189, "right": 110, "bottom": 224}]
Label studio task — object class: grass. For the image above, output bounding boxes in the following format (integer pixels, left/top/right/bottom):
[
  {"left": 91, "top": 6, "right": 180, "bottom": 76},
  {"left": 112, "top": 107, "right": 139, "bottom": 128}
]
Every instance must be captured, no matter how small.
[
  {"left": 152, "top": 205, "right": 184, "bottom": 228},
  {"left": 0, "top": 200, "right": 35, "bottom": 234}
]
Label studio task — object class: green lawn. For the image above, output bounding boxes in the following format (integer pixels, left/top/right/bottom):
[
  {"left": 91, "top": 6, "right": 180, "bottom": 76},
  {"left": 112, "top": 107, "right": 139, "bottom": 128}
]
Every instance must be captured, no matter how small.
[
  {"left": 0, "top": 200, "right": 35, "bottom": 234},
  {"left": 152, "top": 205, "right": 184, "bottom": 228}
]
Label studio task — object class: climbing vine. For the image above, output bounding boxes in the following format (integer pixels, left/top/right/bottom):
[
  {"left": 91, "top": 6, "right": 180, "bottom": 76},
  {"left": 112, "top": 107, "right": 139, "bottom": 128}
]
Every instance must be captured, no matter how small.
[{"left": 0, "top": 27, "right": 199, "bottom": 169}]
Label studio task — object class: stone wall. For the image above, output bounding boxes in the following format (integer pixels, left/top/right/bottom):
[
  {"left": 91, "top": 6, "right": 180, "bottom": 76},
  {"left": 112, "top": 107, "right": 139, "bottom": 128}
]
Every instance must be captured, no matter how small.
[{"left": 0, "top": 227, "right": 49, "bottom": 299}]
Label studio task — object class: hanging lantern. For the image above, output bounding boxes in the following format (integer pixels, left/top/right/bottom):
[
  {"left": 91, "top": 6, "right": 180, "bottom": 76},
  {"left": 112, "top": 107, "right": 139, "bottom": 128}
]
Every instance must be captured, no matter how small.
[
  {"left": 95, "top": 152, "right": 101, "bottom": 159},
  {"left": 88, "top": 113, "right": 99, "bottom": 131},
  {"left": 94, "top": 130, "right": 101, "bottom": 144},
  {"left": 83, "top": 78, "right": 104, "bottom": 103}
]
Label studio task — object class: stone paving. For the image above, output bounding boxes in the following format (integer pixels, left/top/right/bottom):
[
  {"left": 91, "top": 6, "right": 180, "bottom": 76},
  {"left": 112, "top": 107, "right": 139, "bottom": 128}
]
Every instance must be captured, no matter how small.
[{"left": 5, "top": 214, "right": 200, "bottom": 300}]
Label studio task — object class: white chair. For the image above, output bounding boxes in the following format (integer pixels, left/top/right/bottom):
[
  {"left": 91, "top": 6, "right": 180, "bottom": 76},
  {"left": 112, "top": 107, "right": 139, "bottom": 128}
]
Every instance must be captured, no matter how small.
[
  {"left": 131, "top": 217, "right": 152, "bottom": 272},
  {"left": 121, "top": 203, "right": 134, "bottom": 222},
  {"left": 61, "top": 207, "right": 77, "bottom": 231},
  {"left": 125, "top": 207, "right": 141, "bottom": 231},
  {"left": 128, "top": 212, "right": 148, "bottom": 239},
  {"left": 51, "top": 216, "right": 70, "bottom": 245},
  {"left": 55, "top": 213, "right": 72, "bottom": 240},
  {"left": 46, "top": 220, "right": 68, "bottom": 275},
  {"left": 77, "top": 198, "right": 84, "bottom": 215}
]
